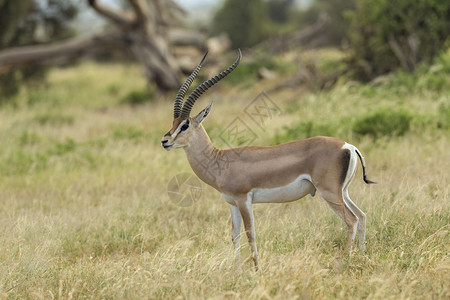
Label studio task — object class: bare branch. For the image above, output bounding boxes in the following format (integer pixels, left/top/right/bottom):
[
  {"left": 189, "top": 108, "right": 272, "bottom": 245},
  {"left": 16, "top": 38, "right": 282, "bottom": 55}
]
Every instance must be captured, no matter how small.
[
  {"left": 166, "top": 0, "right": 186, "bottom": 15},
  {"left": 87, "top": 0, "right": 133, "bottom": 27},
  {"left": 0, "top": 31, "right": 125, "bottom": 75},
  {"left": 0, "top": 27, "right": 204, "bottom": 79},
  {"left": 128, "top": 0, "right": 151, "bottom": 24}
]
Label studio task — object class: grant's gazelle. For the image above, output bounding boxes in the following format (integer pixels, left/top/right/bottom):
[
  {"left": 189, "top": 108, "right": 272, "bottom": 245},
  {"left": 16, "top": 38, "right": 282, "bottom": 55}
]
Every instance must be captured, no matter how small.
[{"left": 161, "top": 50, "right": 375, "bottom": 271}]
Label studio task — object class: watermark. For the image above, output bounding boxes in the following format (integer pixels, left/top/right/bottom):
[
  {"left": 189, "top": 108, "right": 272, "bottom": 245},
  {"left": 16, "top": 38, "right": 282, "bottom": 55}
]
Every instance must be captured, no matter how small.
[
  {"left": 244, "top": 92, "right": 281, "bottom": 131},
  {"left": 166, "top": 92, "right": 282, "bottom": 205},
  {"left": 198, "top": 91, "right": 283, "bottom": 178},
  {"left": 218, "top": 91, "right": 281, "bottom": 153},
  {"left": 167, "top": 172, "right": 203, "bottom": 207},
  {"left": 218, "top": 117, "right": 258, "bottom": 155}
]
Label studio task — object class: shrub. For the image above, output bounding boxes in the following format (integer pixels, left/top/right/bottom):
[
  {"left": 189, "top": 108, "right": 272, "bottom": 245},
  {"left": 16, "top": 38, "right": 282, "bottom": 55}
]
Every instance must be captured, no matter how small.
[
  {"left": 272, "top": 120, "right": 340, "bottom": 144},
  {"left": 295, "top": 0, "right": 355, "bottom": 46},
  {"left": 225, "top": 56, "right": 294, "bottom": 85},
  {"left": 434, "top": 103, "right": 450, "bottom": 131},
  {"left": 111, "top": 125, "right": 150, "bottom": 142},
  {"left": 1, "top": 150, "right": 49, "bottom": 175},
  {"left": 53, "top": 138, "right": 77, "bottom": 156},
  {"left": 33, "top": 113, "right": 75, "bottom": 126},
  {"left": 17, "top": 131, "right": 41, "bottom": 146},
  {"left": 211, "top": 0, "right": 270, "bottom": 48},
  {"left": 121, "top": 87, "right": 155, "bottom": 105},
  {"left": 353, "top": 108, "right": 413, "bottom": 138},
  {"left": 346, "top": 0, "right": 450, "bottom": 80}
]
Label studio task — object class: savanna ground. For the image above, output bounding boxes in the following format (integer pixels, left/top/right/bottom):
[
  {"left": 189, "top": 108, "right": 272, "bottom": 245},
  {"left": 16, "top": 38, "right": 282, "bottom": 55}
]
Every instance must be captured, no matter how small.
[{"left": 0, "top": 49, "right": 449, "bottom": 299}]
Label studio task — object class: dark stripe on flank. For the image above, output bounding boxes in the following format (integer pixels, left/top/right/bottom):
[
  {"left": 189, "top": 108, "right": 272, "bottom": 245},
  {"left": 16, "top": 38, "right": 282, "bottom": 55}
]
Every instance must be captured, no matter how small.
[{"left": 340, "top": 149, "right": 351, "bottom": 184}]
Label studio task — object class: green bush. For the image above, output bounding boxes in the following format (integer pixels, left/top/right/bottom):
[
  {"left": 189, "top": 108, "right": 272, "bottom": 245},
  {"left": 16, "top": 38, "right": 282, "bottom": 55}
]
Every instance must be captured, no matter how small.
[
  {"left": 377, "top": 48, "right": 450, "bottom": 94},
  {"left": 211, "top": 0, "right": 270, "bottom": 48},
  {"left": 436, "top": 103, "right": 450, "bottom": 130},
  {"left": 225, "top": 56, "right": 294, "bottom": 85},
  {"left": 353, "top": 108, "right": 413, "bottom": 138},
  {"left": 33, "top": 113, "right": 75, "bottom": 126},
  {"left": 346, "top": 0, "right": 450, "bottom": 80},
  {"left": 272, "top": 120, "right": 340, "bottom": 144},
  {"left": 1, "top": 150, "right": 49, "bottom": 175},
  {"left": 26, "top": 88, "right": 49, "bottom": 106},
  {"left": 17, "top": 131, "right": 41, "bottom": 146},
  {"left": 111, "top": 125, "right": 150, "bottom": 142},
  {"left": 121, "top": 87, "right": 155, "bottom": 105},
  {"left": 53, "top": 138, "right": 77, "bottom": 156},
  {"left": 295, "top": 0, "right": 355, "bottom": 46},
  {"left": 106, "top": 82, "right": 120, "bottom": 95}
]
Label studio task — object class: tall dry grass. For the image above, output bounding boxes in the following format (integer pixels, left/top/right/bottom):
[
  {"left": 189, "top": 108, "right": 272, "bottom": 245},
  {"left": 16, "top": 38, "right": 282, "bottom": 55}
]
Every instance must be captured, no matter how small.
[{"left": 0, "top": 54, "right": 448, "bottom": 299}]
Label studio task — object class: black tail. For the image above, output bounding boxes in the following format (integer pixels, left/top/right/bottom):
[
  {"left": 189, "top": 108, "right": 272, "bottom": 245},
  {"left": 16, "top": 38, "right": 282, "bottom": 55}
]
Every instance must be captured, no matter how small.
[{"left": 355, "top": 148, "right": 376, "bottom": 184}]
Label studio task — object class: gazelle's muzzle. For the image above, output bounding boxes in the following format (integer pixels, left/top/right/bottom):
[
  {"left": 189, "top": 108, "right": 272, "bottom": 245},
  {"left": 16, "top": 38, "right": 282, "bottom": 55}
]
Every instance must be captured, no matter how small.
[{"left": 161, "top": 134, "right": 173, "bottom": 150}]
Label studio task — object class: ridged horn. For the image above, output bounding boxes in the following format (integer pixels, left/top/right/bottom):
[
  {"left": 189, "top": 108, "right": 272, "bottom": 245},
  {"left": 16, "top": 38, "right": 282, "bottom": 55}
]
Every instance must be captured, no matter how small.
[
  {"left": 180, "top": 49, "right": 241, "bottom": 119},
  {"left": 173, "top": 51, "right": 208, "bottom": 119}
]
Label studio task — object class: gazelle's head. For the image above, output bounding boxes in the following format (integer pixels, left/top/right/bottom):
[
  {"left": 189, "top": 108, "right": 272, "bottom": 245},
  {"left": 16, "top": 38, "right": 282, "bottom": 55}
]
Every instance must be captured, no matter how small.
[{"left": 161, "top": 50, "right": 241, "bottom": 151}]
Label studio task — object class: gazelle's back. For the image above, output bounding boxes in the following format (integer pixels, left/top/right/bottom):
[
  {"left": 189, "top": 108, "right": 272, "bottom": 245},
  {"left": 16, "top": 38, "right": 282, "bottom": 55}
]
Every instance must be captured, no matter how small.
[{"left": 219, "top": 136, "right": 346, "bottom": 192}]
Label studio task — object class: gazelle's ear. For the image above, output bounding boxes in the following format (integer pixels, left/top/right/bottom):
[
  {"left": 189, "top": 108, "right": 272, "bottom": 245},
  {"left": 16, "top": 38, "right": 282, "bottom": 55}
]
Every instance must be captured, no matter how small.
[{"left": 193, "top": 102, "right": 213, "bottom": 126}]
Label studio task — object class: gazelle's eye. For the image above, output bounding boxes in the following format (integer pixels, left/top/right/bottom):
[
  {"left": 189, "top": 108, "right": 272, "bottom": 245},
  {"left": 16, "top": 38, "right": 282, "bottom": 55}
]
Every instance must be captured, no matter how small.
[{"left": 181, "top": 124, "right": 189, "bottom": 131}]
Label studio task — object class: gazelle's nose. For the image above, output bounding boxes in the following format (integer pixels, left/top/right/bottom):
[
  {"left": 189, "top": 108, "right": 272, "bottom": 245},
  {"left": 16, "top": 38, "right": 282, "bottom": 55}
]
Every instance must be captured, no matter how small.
[{"left": 161, "top": 139, "right": 171, "bottom": 150}]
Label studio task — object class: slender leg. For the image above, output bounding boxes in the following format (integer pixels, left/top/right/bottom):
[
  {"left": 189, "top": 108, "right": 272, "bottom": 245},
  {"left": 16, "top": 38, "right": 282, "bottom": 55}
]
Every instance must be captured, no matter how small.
[
  {"left": 230, "top": 204, "right": 242, "bottom": 268},
  {"left": 236, "top": 192, "right": 260, "bottom": 271},
  {"left": 320, "top": 189, "right": 358, "bottom": 253},
  {"left": 343, "top": 189, "right": 366, "bottom": 254}
]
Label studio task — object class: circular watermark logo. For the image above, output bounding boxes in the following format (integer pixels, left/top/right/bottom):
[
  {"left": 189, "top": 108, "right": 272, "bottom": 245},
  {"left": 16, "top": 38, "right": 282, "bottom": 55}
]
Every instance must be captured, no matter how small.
[{"left": 167, "top": 173, "right": 203, "bottom": 207}]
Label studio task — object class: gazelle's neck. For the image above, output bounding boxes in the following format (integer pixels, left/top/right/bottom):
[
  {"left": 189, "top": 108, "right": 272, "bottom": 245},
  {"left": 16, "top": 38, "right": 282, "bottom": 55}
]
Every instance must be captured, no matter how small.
[{"left": 183, "top": 125, "right": 224, "bottom": 190}]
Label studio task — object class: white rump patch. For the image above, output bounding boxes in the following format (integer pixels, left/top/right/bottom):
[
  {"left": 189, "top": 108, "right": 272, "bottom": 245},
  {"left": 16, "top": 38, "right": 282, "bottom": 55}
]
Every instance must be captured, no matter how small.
[
  {"left": 341, "top": 142, "right": 356, "bottom": 152},
  {"left": 341, "top": 142, "right": 358, "bottom": 189}
]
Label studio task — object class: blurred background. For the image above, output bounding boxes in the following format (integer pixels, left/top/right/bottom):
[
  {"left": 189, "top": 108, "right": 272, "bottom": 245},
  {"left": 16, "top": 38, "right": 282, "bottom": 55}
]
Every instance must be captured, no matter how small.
[{"left": 1, "top": 0, "right": 449, "bottom": 97}]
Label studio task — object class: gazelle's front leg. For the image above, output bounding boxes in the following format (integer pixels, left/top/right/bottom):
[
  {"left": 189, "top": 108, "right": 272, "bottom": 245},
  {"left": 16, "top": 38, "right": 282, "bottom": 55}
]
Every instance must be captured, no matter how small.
[
  {"left": 236, "top": 192, "right": 260, "bottom": 271},
  {"left": 230, "top": 205, "right": 242, "bottom": 268}
]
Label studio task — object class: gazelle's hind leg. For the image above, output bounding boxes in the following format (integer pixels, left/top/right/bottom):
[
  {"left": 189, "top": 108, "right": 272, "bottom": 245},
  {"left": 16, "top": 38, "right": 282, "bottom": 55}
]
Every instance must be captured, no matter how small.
[
  {"left": 341, "top": 146, "right": 366, "bottom": 254},
  {"left": 343, "top": 189, "right": 366, "bottom": 253},
  {"left": 319, "top": 189, "right": 358, "bottom": 253}
]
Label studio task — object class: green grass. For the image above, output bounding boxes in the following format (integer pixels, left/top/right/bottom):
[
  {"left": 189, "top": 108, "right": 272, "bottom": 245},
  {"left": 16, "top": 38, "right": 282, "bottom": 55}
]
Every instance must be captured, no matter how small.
[{"left": 0, "top": 52, "right": 449, "bottom": 299}]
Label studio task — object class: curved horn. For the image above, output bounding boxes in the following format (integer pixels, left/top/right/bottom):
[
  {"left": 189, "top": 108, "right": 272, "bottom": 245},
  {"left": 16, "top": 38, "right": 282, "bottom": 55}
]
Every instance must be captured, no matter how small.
[
  {"left": 180, "top": 49, "right": 241, "bottom": 119},
  {"left": 173, "top": 51, "right": 208, "bottom": 119}
]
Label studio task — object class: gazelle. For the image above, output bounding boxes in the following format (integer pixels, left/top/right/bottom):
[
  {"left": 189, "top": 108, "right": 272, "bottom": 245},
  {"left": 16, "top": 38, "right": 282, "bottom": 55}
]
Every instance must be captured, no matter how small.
[{"left": 161, "top": 50, "right": 375, "bottom": 271}]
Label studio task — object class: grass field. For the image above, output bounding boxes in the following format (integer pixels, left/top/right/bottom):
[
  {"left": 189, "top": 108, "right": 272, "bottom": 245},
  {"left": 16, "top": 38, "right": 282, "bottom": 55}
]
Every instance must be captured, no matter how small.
[{"left": 0, "top": 49, "right": 449, "bottom": 299}]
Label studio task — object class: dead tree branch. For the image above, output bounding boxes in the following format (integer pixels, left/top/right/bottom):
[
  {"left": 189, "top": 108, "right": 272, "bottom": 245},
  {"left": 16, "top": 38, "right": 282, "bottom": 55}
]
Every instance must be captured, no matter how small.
[
  {"left": 0, "top": 0, "right": 203, "bottom": 92},
  {"left": 86, "top": 0, "right": 182, "bottom": 91},
  {"left": 87, "top": 0, "right": 133, "bottom": 26},
  {"left": 0, "top": 31, "right": 124, "bottom": 76}
]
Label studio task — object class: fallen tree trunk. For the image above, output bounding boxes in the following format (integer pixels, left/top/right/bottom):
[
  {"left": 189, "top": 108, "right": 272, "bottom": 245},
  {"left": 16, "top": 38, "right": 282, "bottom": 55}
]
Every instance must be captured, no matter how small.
[
  {"left": 0, "top": 28, "right": 206, "bottom": 77},
  {"left": 0, "top": 0, "right": 206, "bottom": 92},
  {"left": 0, "top": 31, "right": 125, "bottom": 76}
]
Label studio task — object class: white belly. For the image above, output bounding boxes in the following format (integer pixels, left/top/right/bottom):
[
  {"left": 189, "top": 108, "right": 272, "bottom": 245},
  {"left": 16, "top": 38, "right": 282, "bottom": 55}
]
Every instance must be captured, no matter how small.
[{"left": 252, "top": 174, "right": 315, "bottom": 203}]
